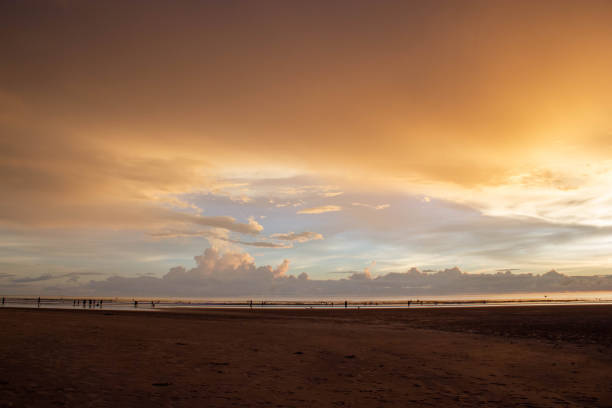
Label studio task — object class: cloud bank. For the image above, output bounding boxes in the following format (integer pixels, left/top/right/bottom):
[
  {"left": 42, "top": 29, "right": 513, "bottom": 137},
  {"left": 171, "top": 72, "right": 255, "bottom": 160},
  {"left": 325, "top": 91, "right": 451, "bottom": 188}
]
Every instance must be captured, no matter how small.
[{"left": 15, "top": 248, "right": 612, "bottom": 298}]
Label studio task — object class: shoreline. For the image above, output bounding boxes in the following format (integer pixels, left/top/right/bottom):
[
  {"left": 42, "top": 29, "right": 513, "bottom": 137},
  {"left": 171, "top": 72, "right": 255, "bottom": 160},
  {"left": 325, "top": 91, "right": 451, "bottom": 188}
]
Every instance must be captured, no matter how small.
[{"left": 3, "top": 295, "right": 612, "bottom": 312}]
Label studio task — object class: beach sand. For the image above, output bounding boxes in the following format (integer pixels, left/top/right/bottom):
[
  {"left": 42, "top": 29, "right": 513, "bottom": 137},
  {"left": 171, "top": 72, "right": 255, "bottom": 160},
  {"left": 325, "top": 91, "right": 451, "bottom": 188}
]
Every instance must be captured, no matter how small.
[{"left": 1, "top": 305, "right": 612, "bottom": 407}]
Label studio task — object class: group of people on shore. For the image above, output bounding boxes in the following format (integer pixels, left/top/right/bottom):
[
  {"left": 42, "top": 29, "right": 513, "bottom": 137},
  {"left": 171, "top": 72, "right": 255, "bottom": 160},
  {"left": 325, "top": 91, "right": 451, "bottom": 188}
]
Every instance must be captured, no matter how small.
[
  {"left": 132, "top": 300, "right": 157, "bottom": 308},
  {"left": 73, "top": 299, "right": 104, "bottom": 308},
  {"left": 70, "top": 299, "right": 158, "bottom": 308}
]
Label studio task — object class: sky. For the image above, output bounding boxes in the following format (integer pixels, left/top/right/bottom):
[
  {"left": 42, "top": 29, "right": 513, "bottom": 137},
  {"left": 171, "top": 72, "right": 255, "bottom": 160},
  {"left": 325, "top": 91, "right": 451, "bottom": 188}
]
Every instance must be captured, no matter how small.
[{"left": 2, "top": 0, "right": 612, "bottom": 297}]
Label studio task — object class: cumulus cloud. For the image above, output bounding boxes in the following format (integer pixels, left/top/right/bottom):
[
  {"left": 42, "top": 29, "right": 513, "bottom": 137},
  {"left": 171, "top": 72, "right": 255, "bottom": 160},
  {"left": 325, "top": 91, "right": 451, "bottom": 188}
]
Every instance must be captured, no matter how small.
[
  {"left": 270, "top": 231, "right": 324, "bottom": 243},
  {"left": 349, "top": 261, "right": 375, "bottom": 280},
  {"left": 364, "top": 261, "right": 376, "bottom": 279},
  {"left": 84, "top": 247, "right": 297, "bottom": 296},
  {"left": 297, "top": 205, "right": 342, "bottom": 214},
  {"left": 166, "top": 248, "right": 289, "bottom": 281},
  {"left": 274, "top": 259, "right": 290, "bottom": 278}
]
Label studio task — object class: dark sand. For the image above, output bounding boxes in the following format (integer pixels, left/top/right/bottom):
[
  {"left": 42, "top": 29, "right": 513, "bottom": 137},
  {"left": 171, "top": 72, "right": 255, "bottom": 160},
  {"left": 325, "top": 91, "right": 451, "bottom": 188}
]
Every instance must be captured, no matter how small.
[{"left": 2, "top": 306, "right": 612, "bottom": 407}]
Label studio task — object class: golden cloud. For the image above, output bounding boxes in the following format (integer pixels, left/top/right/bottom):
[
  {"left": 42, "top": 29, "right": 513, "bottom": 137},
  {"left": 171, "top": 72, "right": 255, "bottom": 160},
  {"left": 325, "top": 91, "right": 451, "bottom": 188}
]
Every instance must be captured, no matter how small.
[
  {"left": 297, "top": 206, "right": 342, "bottom": 215},
  {"left": 2, "top": 0, "right": 612, "bottom": 232}
]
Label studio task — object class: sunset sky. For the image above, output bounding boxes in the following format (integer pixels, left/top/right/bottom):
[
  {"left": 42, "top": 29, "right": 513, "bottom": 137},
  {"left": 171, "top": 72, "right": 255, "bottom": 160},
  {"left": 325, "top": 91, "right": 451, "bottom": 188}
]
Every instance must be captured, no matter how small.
[{"left": 2, "top": 0, "right": 612, "bottom": 295}]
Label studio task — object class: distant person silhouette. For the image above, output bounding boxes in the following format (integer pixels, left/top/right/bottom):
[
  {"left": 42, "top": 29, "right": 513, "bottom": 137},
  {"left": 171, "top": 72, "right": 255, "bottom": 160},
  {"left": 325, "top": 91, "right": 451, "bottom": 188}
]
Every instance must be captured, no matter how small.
[
  {"left": 345, "top": 300, "right": 347, "bottom": 309},
  {"left": 37, "top": 297, "right": 41, "bottom": 308},
  {"left": 2, "top": 297, "right": 5, "bottom": 305},
  {"left": 134, "top": 300, "right": 138, "bottom": 308},
  {"left": 151, "top": 301, "right": 155, "bottom": 308}
]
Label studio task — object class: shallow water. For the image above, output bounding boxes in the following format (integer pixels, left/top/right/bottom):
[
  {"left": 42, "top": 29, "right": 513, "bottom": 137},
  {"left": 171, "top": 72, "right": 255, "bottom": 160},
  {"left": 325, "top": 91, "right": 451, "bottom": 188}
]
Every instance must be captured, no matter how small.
[{"left": 2, "top": 292, "right": 612, "bottom": 311}]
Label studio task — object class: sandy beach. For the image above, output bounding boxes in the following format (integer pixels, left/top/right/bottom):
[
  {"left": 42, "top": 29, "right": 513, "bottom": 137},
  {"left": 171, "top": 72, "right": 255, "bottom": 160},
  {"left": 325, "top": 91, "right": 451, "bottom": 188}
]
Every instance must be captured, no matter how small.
[{"left": 1, "top": 305, "right": 612, "bottom": 407}]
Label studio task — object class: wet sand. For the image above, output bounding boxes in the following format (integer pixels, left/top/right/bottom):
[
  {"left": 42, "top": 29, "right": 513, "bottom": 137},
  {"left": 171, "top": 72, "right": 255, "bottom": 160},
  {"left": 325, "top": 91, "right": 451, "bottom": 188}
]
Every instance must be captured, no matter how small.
[{"left": 1, "top": 306, "right": 612, "bottom": 407}]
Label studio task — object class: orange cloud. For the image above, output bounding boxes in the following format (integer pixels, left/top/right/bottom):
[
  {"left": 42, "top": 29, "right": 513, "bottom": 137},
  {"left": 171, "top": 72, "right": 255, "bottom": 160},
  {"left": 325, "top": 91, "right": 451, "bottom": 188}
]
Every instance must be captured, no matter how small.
[
  {"left": 297, "top": 206, "right": 342, "bottom": 215},
  {"left": 2, "top": 0, "right": 611, "bottom": 198}
]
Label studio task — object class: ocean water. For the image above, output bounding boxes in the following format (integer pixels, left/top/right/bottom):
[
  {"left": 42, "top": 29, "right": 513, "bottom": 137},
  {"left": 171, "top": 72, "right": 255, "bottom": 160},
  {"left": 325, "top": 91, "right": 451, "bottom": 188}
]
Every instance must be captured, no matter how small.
[{"left": 2, "top": 291, "right": 612, "bottom": 311}]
